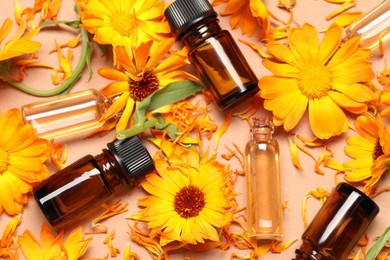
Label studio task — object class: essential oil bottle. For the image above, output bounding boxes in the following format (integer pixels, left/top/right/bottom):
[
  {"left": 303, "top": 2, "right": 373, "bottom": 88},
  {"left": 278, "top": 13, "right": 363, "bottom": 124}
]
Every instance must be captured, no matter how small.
[
  {"left": 345, "top": 0, "right": 390, "bottom": 50},
  {"left": 164, "top": 0, "right": 259, "bottom": 111},
  {"left": 33, "top": 135, "right": 154, "bottom": 230},
  {"left": 293, "top": 182, "right": 379, "bottom": 260},
  {"left": 21, "top": 89, "right": 112, "bottom": 141},
  {"left": 245, "top": 117, "right": 283, "bottom": 240}
]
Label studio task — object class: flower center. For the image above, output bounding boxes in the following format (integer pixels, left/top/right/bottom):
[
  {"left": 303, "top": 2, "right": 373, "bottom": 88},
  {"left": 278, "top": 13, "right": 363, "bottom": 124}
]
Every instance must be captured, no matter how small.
[
  {"left": 111, "top": 12, "right": 134, "bottom": 37},
  {"left": 0, "top": 147, "right": 10, "bottom": 174},
  {"left": 174, "top": 185, "right": 205, "bottom": 219},
  {"left": 297, "top": 64, "right": 333, "bottom": 99},
  {"left": 373, "top": 139, "right": 384, "bottom": 160},
  {"left": 128, "top": 70, "right": 159, "bottom": 102}
]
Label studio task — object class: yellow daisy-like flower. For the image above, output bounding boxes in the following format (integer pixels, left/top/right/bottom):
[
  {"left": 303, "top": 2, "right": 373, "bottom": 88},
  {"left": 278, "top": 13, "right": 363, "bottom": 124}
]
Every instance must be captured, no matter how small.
[
  {"left": 18, "top": 224, "right": 92, "bottom": 260},
  {"left": 259, "top": 23, "right": 375, "bottom": 139},
  {"left": 0, "top": 109, "right": 49, "bottom": 215},
  {"left": 131, "top": 141, "right": 234, "bottom": 246},
  {"left": 98, "top": 39, "right": 197, "bottom": 132},
  {"left": 343, "top": 113, "right": 390, "bottom": 192},
  {"left": 76, "top": 0, "right": 170, "bottom": 52}
]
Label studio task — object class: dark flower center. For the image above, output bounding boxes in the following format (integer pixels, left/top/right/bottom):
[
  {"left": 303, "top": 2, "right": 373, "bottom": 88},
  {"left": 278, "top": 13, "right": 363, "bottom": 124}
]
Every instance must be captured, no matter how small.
[
  {"left": 373, "top": 139, "right": 384, "bottom": 160},
  {"left": 174, "top": 185, "right": 205, "bottom": 219},
  {"left": 128, "top": 70, "right": 159, "bottom": 102}
]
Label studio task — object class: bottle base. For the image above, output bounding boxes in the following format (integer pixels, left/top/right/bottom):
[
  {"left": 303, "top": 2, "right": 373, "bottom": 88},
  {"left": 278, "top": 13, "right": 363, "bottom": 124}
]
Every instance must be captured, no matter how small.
[{"left": 218, "top": 83, "right": 259, "bottom": 111}]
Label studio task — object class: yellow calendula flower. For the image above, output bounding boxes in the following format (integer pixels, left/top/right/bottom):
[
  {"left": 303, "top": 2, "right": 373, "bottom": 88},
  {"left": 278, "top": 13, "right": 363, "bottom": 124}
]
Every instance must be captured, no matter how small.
[
  {"left": 343, "top": 113, "right": 390, "bottom": 193},
  {"left": 0, "top": 109, "right": 49, "bottom": 215},
  {"left": 98, "top": 39, "right": 197, "bottom": 132},
  {"left": 259, "top": 23, "right": 375, "bottom": 139},
  {"left": 130, "top": 141, "right": 234, "bottom": 246},
  {"left": 18, "top": 224, "right": 92, "bottom": 260},
  {"left": 76, "top": 0, "right": 170, "bottom": 52}
]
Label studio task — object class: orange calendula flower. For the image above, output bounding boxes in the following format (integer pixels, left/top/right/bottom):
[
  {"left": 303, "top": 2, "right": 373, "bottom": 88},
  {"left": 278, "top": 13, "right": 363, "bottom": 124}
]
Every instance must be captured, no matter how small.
[
  {"left": 130, "top": 141, "right": 234, "bottom": 246},
  {"left": 258, "top": 23, "right": 375, "bottom": 139},
  {"left": 0, "top": 109, "right": 49, "bottom": 215},
  {"left": 18, "top": 224, "right": 92, "bottom": 260},
  {"left": 76, "top": 0, "right": 170, "bottom": 53},
  {"left": 343, "top": 113, "right": 390, "bottom": 193},
  {"left": 99, "top": 39, "right": 197, "bottom": 132}
]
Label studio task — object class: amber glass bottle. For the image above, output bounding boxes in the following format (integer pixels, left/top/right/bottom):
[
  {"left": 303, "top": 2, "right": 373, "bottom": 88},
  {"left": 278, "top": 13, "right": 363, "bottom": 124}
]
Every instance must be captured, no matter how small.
[
  {"left": 164, "top": 0, "right": 259, "bottom": 111},
  {"left": 345, "top": 0, "right": 390, "bottom": 50},
  {"left": 33, "top": 136, "right": 154, "bottom": 230},
  {"left": 21, "top": 89, "right": 111, "bottom": 141},
  {"left": 293, "top": 182, "right": 379, "bottom": 260},
  {"left": 245, "top": 117, "right": 283, "bottom": 240}
]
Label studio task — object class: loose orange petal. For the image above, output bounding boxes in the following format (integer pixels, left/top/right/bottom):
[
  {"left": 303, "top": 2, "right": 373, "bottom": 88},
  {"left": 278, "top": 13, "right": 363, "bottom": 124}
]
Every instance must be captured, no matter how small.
[
  {"left": 0, "top": 214, "right": 21, "bottom": 259},
  {"left": 49, "top": 141, "right": 68, "bottom": 170},
  {"left": 302, "top": 187, "right": 330, "bottom": 227},
  {"left": 288, "top": 136, "right": 303, "bottom": 171},
  {"left": 123, "top": 243, "right": 140, "bottom": 260},
  {"left": 214, "top": 111, "right": 233, "bottom": 149},
  {"left": 239, "top": 39, "right": 271, "bottom": 59},
  {"left": 326, "top": 0, "right": 356, "bottom": 21},
  {"left": 49, "top": 34, "right": 80, "bottom": 54},
  {"left": 104, "top": 231, "right": 120, "bottom": 257},
  {"left": 86, "top": 201, "right": 128, "bottom": 234},
  {"left": 271, "top": 237, "right": 298, "bottom": 253}
]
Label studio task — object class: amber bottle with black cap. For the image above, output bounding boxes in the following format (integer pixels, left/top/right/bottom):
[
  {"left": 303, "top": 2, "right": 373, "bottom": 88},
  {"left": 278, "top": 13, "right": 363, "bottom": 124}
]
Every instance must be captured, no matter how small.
[
  {"left": 164, "top": 0, "right": 259, "bottom": 111},
  {"left": 293, "top": 182, "right": 379, "bottom": 260},
  {"left": 33, "top": 136, "right": 154, "bottom": 230}
]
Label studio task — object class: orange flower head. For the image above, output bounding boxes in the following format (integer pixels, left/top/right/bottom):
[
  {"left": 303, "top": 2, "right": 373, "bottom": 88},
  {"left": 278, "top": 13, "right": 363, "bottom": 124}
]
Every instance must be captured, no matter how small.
[{"left": 0, "top": 109, "right": 49, "bottom": 215}]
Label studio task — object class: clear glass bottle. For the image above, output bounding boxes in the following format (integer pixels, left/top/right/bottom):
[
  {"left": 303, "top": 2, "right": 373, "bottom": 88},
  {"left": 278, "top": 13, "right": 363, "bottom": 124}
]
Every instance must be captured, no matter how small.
[
  {"left": 33, "top": 136, "right": 154, "bottom": 230},
  {"left": 345, "top": 0, "right": 390, "bottom": 50},
  {"left": 293, "top": 182, "right": 379, "bottom": 260},
  {"left": 21, "top": 89, "right": 111, "bottom": 141},
  {"left": 164, "top": 0, "right": 259, "bottom": 111},
  {"left": 245, "top": 117, "right": 283, "bottom": 240}
]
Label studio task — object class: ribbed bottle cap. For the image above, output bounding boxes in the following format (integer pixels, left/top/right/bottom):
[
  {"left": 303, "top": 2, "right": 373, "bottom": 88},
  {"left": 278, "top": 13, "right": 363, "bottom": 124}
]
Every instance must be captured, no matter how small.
[
  {"left": 164, "top": 0, "right": 217, "bottom": 39},
  {"left": 107, "top": 136, "right": 154, "bottom": 181}
]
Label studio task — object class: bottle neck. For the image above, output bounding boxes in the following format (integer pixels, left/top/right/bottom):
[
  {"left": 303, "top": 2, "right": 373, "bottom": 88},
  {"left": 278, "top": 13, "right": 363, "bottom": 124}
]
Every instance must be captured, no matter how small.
[
  {"left": 252, "top": 129, "right": 272, "bottom": 143},
  {"left": 180, "top": 17, "right": 222, "bottom": 49},
  {"left": 94, "top": 149, "right": 131, "bottom": 195}
]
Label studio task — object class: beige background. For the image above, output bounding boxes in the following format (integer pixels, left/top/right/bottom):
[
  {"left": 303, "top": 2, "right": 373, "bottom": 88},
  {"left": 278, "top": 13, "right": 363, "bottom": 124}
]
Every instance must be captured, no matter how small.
[{"left": 0, "top": 0, "right": 389, "bottom": 259}]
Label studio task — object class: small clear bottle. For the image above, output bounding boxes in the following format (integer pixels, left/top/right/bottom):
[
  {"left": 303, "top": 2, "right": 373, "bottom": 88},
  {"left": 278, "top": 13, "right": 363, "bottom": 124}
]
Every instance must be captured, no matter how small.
[
  {"left": 293, "top": 182, "right": 379, "bottom": 260},
  {"left": 345, "top": 0, "right": 390, "bottom": 50},
  {"left": 33, "top": 136, "right": 154, "bottom": 230},
  {"left": 245, "top": 117, "right": 283, "bottom": 240},
  {"left": 164, "top": 0, "right": 259, "bottom": 111},
  {"left": 21, "top": 89, "right": 111, "bottom": 141}
]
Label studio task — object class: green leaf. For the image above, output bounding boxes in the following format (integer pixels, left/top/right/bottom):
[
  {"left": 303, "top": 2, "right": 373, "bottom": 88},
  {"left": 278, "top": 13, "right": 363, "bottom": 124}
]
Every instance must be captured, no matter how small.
[
  {"left": 116, "top": 80, "right": 203, "bottom": 140},
  {"left": 366, "top": 226, "right": 390, "bottom": 260},
  {"left": 116, "top": 118, "right": 158, "bottom": 140},
  {"left": 134, "top": 80, "right": 203, "bottom": 125}
]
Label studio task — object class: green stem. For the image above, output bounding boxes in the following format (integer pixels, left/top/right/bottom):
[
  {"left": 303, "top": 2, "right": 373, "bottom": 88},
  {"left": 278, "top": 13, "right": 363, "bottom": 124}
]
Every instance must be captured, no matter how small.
[
  {"left": 39, "top": 20, "right": 80, "bottom": 29},
  {"left": 7, "top": 27, "right": 90, "bottom": 97}
]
